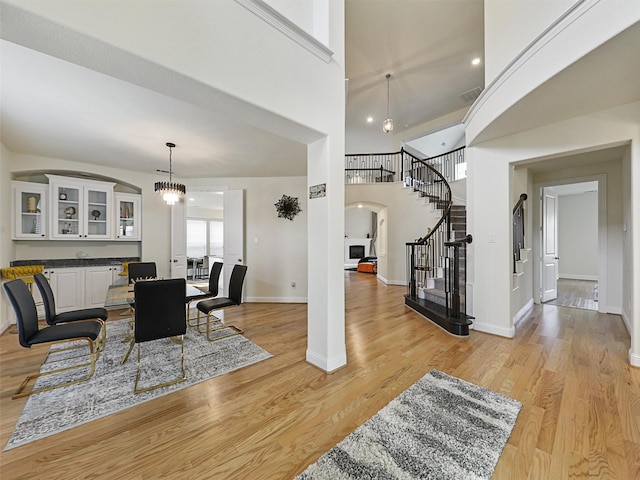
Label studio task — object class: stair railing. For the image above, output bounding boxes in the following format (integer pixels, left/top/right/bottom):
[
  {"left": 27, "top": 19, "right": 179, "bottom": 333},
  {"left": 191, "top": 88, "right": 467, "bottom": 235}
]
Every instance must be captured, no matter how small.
[
  {"left": 444, "top": 234, "right": 473, "bottom": 319},
  {"left": 344, "top": 151, "right": 402, "bottom": 184},
  {"left": 513, "top": 193, "right": 527, "bottom": 273},
  {"left": 403, "top": 149, "right": 452, "bottom": 300}
]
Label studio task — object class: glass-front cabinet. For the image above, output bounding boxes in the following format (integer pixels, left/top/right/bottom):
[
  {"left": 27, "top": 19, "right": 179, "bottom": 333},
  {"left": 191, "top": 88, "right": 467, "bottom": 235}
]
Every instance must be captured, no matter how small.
[
  {"left": 46, "top": 175, "right": 115, "bottom": 240},
  {"left": 13, "top": 181, "right": 48, "bottom": 239},
  {"left": 115, "top": 192, "right": 141, "bottom": 240}
]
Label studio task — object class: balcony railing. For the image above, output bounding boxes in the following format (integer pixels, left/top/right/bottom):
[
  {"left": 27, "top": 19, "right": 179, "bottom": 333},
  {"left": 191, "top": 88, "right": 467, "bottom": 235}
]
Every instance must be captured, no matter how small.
[{"left": 345, "top": 147, "right": 466, "bottom": 185}]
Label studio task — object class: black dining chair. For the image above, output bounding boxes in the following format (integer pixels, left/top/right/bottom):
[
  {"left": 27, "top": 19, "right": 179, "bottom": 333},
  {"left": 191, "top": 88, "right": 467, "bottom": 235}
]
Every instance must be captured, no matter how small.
[
  {"left": 132, "top": 278, "right": 187, "bottom": 394},
  {"left": 128, "top": 262, "right": 157, "bottom": 283},
  {"left": 195, "top": 264, "right": 247, "bottom": 342},
  {"left": 33, "top": 273, "right": 107, "bottom": 355},
  {"left": 187, "top": 261, "right": 223, "bottom": 327},
  {"left": 3, "top": 279, "right": 103, "bottom": 399}
]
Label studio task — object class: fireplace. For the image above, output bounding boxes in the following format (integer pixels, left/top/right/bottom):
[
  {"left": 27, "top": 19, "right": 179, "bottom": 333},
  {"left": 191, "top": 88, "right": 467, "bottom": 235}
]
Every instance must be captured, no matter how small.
[{"left": 349, "top": 245, "right": 365, "bottom": 259}]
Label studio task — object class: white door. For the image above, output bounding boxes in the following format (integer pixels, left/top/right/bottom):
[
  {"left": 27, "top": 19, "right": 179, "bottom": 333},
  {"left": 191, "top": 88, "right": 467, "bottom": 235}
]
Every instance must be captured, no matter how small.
[
  {"left": 223, "top": 189, "right": 244, "bottom": 292},
  {"left": 541, "top": 187, "right": 559, "bottom": 302},
  {"left": 171, "top": 197, "right": 187, "bottom": 279}
]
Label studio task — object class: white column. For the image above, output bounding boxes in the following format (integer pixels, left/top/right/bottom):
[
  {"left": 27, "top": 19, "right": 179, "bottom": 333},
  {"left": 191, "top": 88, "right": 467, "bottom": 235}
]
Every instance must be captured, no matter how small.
[{"left": 306, "top": 137, "right": 346, "bottom": 372}]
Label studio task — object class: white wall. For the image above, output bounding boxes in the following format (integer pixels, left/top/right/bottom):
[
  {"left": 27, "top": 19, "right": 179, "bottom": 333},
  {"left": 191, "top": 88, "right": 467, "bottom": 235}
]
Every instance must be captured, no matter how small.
[
  {"left": 484, "top": 0, "right": 577, "bottom": 82},
  {"left": 186, "top": 176, "right": 308, "bottom": 303},
  {"left": 346, "top": 182, "right": 441, "bottom": 285},
  {"left": 345, "top": 208, "right": 372, "bottom": 239},
  {"left": 467, "top": 102, "right": 638, "bottom": 355},
  {"left": 558, "top": 192, "right": 598, "bottom": 280},
  {"left": 0, "top": 144, "right": 16, "bottom": 333},
  {"left": 3, "top": 0, "right": 347, "bottom": 371}
]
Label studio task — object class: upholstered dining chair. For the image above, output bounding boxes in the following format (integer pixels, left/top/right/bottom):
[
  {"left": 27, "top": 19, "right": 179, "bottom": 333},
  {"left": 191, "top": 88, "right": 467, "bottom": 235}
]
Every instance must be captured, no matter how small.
[
  {"left": 133, "top": 278, "right": 187, "bottom": 394},
  {"left": 187, "top": 261, "right": 223, "bottom": 327},
  {"left": 127, "top": 261, "right": 157, "bottom": 283},
  {"left": 33, "top": 273, "right": 107, "bottom": 355},
  {"left": 3, "top": 279, "right": 103, "bottom": 399},
  {"left": 195, "top": 264, "right": 247, "bottom": 342}
]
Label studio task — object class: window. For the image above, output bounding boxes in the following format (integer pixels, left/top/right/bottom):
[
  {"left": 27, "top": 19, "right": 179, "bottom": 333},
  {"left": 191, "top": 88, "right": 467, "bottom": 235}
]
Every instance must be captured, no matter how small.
[
  {"left": 187, "top": 218, "right": 224, "bottom": 258},
  {"left": 187, "top": 219, "right": 207, "bottom": 258}
]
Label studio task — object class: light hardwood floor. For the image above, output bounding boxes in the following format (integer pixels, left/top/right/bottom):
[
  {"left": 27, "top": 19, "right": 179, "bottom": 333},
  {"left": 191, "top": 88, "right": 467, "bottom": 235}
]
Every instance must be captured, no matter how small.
[{"left": 1, "top": 272, "right": 638, "bottom": 479}]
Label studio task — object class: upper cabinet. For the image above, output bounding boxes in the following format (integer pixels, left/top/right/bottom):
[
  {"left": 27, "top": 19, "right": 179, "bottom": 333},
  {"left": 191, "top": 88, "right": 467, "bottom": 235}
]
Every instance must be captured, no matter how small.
[
  {"left": 47, "top": 175, "right": 115, "bottom": 240},
  {"left": 11, "top": 175, "right": 141, "bottom": 241},
  {"left": 115, "top": 192, "right": 141, "bottom": 241},
  {"left": 12, "top": 181, "right": 48, "bottom": 239}
]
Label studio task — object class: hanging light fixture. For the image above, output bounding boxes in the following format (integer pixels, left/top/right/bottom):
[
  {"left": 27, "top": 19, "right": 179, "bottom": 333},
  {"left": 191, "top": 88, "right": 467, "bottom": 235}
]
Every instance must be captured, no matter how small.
[
  {"left": 154, "top": 142, "right": 186, "bottom": 205},
  {"left": 382, "top": 73, "right": 394, "bottom": 134}
]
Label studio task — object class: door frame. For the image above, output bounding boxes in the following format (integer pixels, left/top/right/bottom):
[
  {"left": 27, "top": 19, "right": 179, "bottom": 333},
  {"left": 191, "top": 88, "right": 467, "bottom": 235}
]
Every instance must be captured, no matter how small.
[{"left": 532, "top": 174, "right": 607, "bottom": 312}]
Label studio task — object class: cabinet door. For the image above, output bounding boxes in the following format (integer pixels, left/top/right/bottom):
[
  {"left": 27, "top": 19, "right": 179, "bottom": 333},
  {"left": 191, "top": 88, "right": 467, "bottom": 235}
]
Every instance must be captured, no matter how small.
[
  {"left": 85, "top": 186, "right": 112, "bottom": 239},
  {"left": 115, "top": 193, "right": 141, "bottom": 240},
  {"left": 48, "top": 268, "right": 84, "bottom": 313},
  {"left": 85, "top": 266, "right": 114, "bottom": 308},
  {"left": 50, "top": 182, "right": 83, "bottom": 239},
  {"left": 13, "top": 181, "right": 48, "bottom": 239}
]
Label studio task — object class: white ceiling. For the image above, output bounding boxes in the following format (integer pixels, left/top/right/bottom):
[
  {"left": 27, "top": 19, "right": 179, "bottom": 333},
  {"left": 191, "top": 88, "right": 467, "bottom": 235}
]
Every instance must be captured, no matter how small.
[{"left": 0, "top": 1, "right": 485, "bottom": 179}]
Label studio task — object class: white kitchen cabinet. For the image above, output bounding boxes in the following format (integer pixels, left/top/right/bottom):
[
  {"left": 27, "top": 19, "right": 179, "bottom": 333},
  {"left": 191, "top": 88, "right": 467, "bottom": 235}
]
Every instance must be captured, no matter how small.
[
  {"left": 47, "top": 175, "right": 115, "bottom": 240},
  {"left": 85, "top": 266, "right": 116, "bottom": 308},
  {"left": 12, "top": 181, "right": 48, "bottom": 239},
  {"left": 114, "top": 193, "right": 141, "bottom": 240},
  {"left": 44, "top": 267, "right": 85, "bottom": 314}
]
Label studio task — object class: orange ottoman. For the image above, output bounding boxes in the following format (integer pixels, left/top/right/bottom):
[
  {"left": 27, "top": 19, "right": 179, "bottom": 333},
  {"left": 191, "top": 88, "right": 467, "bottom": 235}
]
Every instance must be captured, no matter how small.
[{"left": 357, "top": 262, "right": 377, "bottom": 274}]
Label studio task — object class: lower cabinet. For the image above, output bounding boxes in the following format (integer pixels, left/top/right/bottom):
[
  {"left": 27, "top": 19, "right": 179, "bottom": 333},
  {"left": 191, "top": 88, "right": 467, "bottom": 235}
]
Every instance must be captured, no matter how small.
[
  {"left": 37, "top": 265, "right": 124, "bottom": 315},
  {"left": 45, "top": 267, "right": 84, "bottom": 314}
]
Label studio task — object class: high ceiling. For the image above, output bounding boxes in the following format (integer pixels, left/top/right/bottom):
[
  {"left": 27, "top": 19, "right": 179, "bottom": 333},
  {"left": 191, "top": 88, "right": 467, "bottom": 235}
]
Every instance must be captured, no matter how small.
[{"left": 0, "top": 1, "right": 484, "bottom": 179}]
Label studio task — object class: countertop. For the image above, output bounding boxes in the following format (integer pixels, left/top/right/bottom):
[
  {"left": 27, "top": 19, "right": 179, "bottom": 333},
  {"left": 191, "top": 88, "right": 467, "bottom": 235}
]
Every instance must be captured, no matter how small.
[{"left": 10, "top": 257, "right": 140, "bottom": 268}]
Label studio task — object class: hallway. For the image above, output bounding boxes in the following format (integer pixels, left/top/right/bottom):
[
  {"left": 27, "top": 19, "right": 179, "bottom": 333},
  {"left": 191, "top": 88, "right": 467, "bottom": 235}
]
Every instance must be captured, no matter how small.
[{"left": 544, "top": 278, "right": 599, "bottom": 311}]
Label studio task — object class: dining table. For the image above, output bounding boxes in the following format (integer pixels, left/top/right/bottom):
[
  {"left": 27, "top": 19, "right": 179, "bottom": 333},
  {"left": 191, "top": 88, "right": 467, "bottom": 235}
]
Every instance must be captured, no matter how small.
[{"left": 105, "top": 281, "right": 215, "bottom": 363}]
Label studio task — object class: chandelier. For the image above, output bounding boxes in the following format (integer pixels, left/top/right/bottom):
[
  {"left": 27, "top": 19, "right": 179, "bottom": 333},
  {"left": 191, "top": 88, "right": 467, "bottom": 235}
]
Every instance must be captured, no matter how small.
[
  {"left": 382, "top": 73, "right": 394, "bottom": 133},
  {"left": 155, "top": 142, "right": 186, "bottom": 205}
]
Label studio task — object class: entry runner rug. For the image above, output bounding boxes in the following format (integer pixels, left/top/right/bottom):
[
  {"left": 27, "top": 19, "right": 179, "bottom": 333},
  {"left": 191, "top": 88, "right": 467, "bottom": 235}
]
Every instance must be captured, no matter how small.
[
  {"left": 296, "top": 369, "right": 521, "bottom": 480},
  {"left": 5, "top": 317, "right": 272, "bottom": 450}
]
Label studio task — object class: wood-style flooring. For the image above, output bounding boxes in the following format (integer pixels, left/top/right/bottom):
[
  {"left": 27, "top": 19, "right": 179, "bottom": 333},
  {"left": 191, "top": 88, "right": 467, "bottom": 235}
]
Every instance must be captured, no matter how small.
[
  {"left": 544, "top": 278, "right": 599, "bottom": 311},
  {"left": 1, "top": 272, "right": 638, "bottom": 479}
]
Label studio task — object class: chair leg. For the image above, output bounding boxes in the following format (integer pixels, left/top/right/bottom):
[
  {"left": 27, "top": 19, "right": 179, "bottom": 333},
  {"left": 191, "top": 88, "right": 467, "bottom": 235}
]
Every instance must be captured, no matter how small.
[
  {"left": 12, "top": 339, "right": 97, "bottom": 399},
  {"left": 42, "top": 319, "right": 105, "bottom": 363},
  {"left": 205, "top": 312, "right": 243, "bottom": 342},
  {"left": 134, "top": 336, "right": 186, "bottom": 394}
]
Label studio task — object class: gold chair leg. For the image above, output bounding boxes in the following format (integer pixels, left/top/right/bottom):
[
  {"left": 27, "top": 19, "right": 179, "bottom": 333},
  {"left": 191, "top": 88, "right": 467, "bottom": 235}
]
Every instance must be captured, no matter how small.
[
  {"left": 12, "top": 339, "right": 97, "bottom": 399},
  {"left": 134, "top": 336, "right": 186, "bottom": 394},
  {"left": 205, "top": 312, "right": 243, "bottom": 342}
]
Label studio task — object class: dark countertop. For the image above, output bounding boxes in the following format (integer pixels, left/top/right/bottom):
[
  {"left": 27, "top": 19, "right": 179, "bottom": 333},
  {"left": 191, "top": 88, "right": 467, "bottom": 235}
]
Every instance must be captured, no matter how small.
[{"left": 10, "top": 257, "right": 140, "bottom": 268}]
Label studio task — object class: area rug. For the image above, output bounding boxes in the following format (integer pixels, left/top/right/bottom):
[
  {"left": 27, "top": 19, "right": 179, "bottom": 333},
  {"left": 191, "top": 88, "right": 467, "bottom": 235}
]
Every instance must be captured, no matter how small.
[
  {"left": 296, "top": 369, "right": 521, "bottom": 480},
  {"left": 4, "top": 317, "right": 272, "bottom": 451}
]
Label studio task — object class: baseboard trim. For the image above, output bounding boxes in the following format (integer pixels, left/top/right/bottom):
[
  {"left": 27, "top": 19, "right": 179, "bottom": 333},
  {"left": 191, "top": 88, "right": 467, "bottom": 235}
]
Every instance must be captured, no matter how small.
[
  {"left": 606, "top": 306, "right": 622, "bottom": 315},
  {"left": 306, "top": 349, "right": 347, "bottom": 373},
  {"left": 473, "top": 321, "right": 515, "bottom": 339},
  {"left": 630, "top": 349, "right": 640, "bottom": 368},
  {"left": 559, "top": 274, "right": 598, "bottom": 281},
  {"left": 245, "top": 296, "right": 307, "bottom": 303},
  {"left": 513, "top": 298, "right": 534, "bottom": 327}
]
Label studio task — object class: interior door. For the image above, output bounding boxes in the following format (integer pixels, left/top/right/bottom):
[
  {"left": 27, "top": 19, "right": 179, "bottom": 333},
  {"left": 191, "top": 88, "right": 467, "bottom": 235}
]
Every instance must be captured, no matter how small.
[
  {"left": 223, "top": 189, "right": 244, "bottom": 293},
  {"left": 171, "top": 197, "right": 187, "bottom": 279},
  {"left": 541, "top": 187, "right": 559, "bottom": 302}
]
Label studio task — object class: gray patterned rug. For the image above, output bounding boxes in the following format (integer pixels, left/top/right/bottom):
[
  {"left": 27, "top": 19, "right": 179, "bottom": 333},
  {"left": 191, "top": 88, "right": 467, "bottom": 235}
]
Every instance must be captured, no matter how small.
[
  {"left": 4, "top": 317, "right": 272, "bottom": 451},
  {"left": 296, "top": 369, "right": 521, "bottom": 480}
]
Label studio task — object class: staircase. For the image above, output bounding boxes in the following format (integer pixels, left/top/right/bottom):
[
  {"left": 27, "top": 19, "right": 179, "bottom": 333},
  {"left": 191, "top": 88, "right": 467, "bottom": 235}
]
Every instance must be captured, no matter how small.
[{"left": 345, "top": 147, "right": 473, "bottom": 336}]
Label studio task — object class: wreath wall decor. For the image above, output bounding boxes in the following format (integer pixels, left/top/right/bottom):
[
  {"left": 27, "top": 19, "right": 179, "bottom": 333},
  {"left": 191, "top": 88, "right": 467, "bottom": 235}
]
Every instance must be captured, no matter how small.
[{"left": 274, "top": 194, "right": 301, "bottom": 221}]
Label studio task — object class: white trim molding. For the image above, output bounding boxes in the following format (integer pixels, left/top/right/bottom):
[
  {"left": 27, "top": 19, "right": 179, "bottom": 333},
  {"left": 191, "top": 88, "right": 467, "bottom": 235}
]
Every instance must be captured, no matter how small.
[
  {"left": 513, "top": 298, "right": 534, "bottom": 327},
  {"left": 306, "top": 349, "right": 347, "bottom": 373},
  {"left": 473, "top": 321, "right": 516, "bottom": 339},
  {"left": 630, "top": 349, "right": 640, "bottom": 368},
  {"left": 235, "top": 0, "right": 334, "bottom": 63}
]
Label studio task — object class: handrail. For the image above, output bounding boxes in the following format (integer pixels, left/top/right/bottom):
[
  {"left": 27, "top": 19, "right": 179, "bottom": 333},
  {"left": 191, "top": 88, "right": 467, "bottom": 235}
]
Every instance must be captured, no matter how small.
[
  {"left": 403, "top": 148, "right": 452, "bottom": 245},
  {"left": 513, "top": 193, "right": 527, "bottom": 214},
  {"left": 513, "top": 193, "right": 527, "bottom": 273}
]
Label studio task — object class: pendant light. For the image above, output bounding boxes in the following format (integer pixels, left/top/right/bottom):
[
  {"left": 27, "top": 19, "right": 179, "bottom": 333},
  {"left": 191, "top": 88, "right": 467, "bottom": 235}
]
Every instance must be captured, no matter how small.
[
  {"left": 382, "top": 73, "right": 394, "bottom": 133},
  {"left": 154, "top": 142, "right": 186, "bottom": 205}
]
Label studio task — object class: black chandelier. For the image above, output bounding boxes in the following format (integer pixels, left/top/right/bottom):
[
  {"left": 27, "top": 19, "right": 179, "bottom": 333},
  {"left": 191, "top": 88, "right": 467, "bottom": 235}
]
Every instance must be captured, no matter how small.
[{"left": 154, "top": 142, "right": 186, "bottom": 205}]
